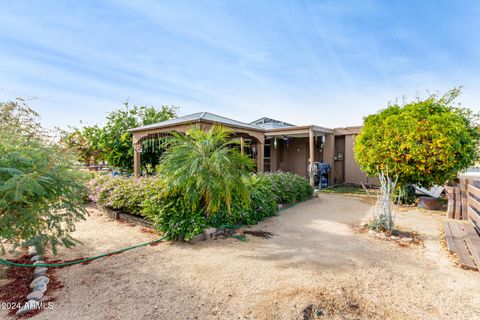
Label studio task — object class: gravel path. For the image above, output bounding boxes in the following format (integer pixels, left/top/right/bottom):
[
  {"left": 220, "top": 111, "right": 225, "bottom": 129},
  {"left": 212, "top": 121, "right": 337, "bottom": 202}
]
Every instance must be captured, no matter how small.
[{"left": 6, "top": 194, "right": 480, "bottom": 319}]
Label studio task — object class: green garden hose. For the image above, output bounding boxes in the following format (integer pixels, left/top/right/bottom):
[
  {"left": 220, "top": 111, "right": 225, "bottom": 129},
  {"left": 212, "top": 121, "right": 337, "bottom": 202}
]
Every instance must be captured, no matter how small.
[
  {"left": 1, "top": 198, "right": 312, "bottom": 268},
  {"left": 0, "top": 236, "right": 167, "bottom": 268}
]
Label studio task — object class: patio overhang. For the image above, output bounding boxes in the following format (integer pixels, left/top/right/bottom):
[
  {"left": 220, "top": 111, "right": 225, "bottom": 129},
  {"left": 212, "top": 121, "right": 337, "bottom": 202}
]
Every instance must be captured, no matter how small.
[
  {"left": 265, "top": 125, "right": 334, "bottom": 186},
  {"left": 128, "top": 112, "right": 266, "bottom": 177},
  {"left": 265, "top": 125, "right": 333, "bottom": 138}
]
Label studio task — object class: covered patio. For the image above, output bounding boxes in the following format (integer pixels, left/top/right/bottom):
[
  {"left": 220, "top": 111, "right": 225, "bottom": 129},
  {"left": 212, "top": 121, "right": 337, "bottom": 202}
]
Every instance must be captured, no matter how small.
[
  {"left": 128, "top": 112, "right": 266, "bottom": 177},
  {"left": 265, "top": 125, "right": 334, "bottom": 185}
]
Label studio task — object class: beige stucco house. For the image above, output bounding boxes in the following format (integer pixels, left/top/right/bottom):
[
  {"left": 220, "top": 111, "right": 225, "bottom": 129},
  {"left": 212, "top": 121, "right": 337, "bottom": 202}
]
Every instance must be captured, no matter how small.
[{"left": 128, "top": 112, "right": 375, "bottom": 187}]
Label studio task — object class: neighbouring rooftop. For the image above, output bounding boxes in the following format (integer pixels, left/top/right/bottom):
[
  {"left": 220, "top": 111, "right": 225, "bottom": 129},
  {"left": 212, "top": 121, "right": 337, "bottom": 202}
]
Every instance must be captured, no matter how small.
[{"left": 249, "top": 117, "right": 295, "bottom": 130}]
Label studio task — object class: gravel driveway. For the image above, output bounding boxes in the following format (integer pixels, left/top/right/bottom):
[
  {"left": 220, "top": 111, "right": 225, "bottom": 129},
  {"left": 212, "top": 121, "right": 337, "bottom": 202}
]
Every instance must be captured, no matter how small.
[{"left": 7, "top": 194, "right": 480, "bottom": 319}]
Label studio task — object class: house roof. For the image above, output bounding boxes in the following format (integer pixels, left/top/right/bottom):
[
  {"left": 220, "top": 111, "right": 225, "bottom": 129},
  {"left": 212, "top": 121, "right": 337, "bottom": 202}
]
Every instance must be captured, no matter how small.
[
  {"left": 128, "top": 111, "right": 265, "bottom": 133},
  {"left": 333, "top": 126, "right": 363, "bottom": 135},
  {"left": 250, "top": 117, "right": 295, "bottom": 129}
]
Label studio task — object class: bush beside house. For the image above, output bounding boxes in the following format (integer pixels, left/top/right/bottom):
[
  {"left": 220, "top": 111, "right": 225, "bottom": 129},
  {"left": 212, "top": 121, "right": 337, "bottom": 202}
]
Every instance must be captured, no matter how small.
[
  {"left": 354, "top": 88, "right": 480, "bottom": 190},
  {"left": 88, "top": 172, "right": 313, "bottom": 240},
  {"left": 88, "top": 125, "right": 313, "bottom": 240}
]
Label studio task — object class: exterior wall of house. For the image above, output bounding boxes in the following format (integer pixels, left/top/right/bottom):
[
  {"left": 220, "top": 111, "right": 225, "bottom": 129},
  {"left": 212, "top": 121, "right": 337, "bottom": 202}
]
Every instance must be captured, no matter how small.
[
  {"left": 131, "top": 113, "right": 376, "bottom": 186},
  {"left": 343, "top": 133, "right": 378, "bottom": 186},
  {"left": 257, "top": 124, "right": 379, "bottom": 187},
  {"left": 268, "top": 138, "right": 309, "bottom": 176},
  {"left": 333, "top": 135, "right": 345, "bottom": 183},
  {"left": 323, "top": 133, "right": 335, "bottom": 184},
  {"left": 267, "top": 136, "right": 334, "bottom": 184}
]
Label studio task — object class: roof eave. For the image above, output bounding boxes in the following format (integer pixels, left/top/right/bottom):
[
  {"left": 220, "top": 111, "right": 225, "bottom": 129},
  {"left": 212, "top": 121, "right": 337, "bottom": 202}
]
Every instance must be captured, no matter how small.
[
  {"left": 128, "top": 118, "right": 266, "bottom": 133},
  {"left": 266, "top": 125, "right": 333, "bottom": 134}
]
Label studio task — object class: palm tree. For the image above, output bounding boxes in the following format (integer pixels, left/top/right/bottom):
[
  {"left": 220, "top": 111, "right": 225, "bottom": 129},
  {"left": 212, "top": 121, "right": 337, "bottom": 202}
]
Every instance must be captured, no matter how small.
[{"left": 158, "top": 125, "right": 254, "bottom": 215}]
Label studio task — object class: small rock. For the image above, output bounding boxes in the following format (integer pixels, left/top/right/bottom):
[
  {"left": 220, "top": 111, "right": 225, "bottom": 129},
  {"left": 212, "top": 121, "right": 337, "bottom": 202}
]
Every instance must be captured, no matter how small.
[
  {"left": 190, "top": 233, "right": 205, "bottom": 243},
  {"left": 33, "top": 260, "right": 45, "bottom": 265},
  {"left": 33, "top": 271, "right": 48, "bottom": 279},
  {"left": 26, "top": 291, "right": 44, "bottom": 301},
  {"left": 28, "top": 246, "right": 37, "bottom": 257},
  {"left": 377, "top": 234, "right": 388, "bottom": 240},
  {"left": 391, "top": 236, "right": 400, "bottom": 241},
  {"left": 30, "top": 255, "right": 42, "bottom": 262},
  {"left": 33, "top": 267, "right": 48, "bottom": 277},
  {"left": 214, "top": 228, "right": 225, "bottom": 236},
  {"left": 33, "top": 282, "right": 47, "bottom": 293},
  {"left": 204, "top": 227, "right": 217, "bottom": 239},
  {"left": 400, "top": 237, "right": 413, "bottom": 243},
  {"left": 367, "top": 230, "right": 377, "bottom": 237},
  {"left": 30, "top": 276, "right": 49, "bottom": 288},
  {"left": 15, "top": 300, "right": 39, "bottom": 316}
]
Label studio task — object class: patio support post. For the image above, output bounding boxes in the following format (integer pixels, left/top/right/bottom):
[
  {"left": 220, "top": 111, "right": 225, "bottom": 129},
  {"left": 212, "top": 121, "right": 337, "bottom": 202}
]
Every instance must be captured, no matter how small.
[
  {"left": 240, "top": 137, "right": 244, "bottom": 155},
  {"left": 257, "top": 142, "right": 264, "bottom": 173},
  {"left": 308, "top": 127, "right": 314, "bottom": 186},
  {"left": 133, "top": 143, "right": 141, "bottom": 177},
  {"left": 132, "top": 135, "right": 142, "bottom": 178}
]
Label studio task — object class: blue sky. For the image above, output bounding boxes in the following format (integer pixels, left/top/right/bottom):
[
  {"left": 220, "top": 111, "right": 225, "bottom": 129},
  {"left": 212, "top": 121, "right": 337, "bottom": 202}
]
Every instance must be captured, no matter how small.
[{"left": 1, "top": 1, "right": 480, "bottom": 129}]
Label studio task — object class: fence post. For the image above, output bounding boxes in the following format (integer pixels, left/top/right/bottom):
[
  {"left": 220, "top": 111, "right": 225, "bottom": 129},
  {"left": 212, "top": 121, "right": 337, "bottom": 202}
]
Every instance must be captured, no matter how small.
[
  {"left": 454, "top": 186, "right": 461, "bottom": 220},
  {"left": 460, "top": 178, "right": 468, "bottom": 220},
  {"left": 445, "top": 186, "right": 454, "bottom": 219},
  {"left": 466, "top": 178, "right": 472, "bottom": 221}
]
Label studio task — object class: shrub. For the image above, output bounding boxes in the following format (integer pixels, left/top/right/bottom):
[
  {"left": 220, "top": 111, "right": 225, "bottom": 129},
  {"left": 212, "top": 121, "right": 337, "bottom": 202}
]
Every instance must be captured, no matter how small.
[
  {"left": 87, "top": 171, "right": 313, "bottom": 240},
  {"left": 354, "top": 88, "right": 480, "bottom": 189},
  {"left": 142, "top": 194, "right": 207, "bottom": 240},
  {"left": 208, "top": 173, "right": 312, "bottom": 227},
  {"left": 261, "top": 172, "right": 314, "bottom": 203},
  {"left": 208, "top": 175, "right": 278, "bottom": 227},
  {"left": 87, "top": 174, "right": 163, "bottom": 215},
  {"left": 0, "top": 99, "right": 87, "bottom": 252},
  {"left": 243, "top": 175, "right": 278, "bottom": 224},
  {"left": 141, "top": 174, "right": 279, "bottom": 239}
]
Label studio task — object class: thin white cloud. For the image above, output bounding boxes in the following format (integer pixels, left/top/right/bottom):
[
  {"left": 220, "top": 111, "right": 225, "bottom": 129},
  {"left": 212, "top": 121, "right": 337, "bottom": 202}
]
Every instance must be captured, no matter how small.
[{"left": 0, "top": 0, "right": 479, "bottom": 131}]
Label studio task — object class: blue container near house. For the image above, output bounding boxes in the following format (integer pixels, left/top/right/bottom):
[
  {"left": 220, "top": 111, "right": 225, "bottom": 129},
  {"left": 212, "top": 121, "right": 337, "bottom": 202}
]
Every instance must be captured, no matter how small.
[{"left": 314, "top": 162, "right": 331, "bottom": 188}]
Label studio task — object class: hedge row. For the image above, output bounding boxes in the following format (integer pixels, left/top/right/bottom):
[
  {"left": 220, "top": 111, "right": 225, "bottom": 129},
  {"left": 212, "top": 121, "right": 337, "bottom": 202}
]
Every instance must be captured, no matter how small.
[{"left": 88, "top": 172, "right": 313, "bottom": 240}]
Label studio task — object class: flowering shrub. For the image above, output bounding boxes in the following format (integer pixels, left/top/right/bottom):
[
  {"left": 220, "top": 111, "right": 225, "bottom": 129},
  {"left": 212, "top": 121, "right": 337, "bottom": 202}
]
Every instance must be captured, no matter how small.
[
  {"left": 87, "top": 174, "right": 163, "bottom": 215},
  {"left": 261, "top": 172, "right": 314, "bottom": 203},
  {"left": 87, "top": 172, "right": 313, "bottom": 239}
]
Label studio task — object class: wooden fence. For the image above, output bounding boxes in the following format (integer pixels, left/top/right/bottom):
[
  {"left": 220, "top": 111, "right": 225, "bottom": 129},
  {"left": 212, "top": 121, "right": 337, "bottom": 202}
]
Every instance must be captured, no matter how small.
[
  {"left": 453, "top": 177, "right": 480, "bottom": 228},
  {"left": 444, "top": 176, "right": 480, "bottom": 271},
  {"left": 445, "top": 185, "right": 465, "bottom": 219}
]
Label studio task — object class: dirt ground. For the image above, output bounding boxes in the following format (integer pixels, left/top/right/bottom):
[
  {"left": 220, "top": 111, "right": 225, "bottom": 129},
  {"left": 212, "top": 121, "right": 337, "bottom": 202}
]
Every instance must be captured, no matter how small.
[{"left": 3, "top": 193, "right": 480, "bottom": 320}]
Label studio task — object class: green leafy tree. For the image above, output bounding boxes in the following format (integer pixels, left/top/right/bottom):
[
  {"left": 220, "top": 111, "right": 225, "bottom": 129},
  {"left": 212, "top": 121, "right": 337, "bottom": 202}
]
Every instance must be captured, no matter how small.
[
  {"left": 158, "top": 125, "right": 254, "bottom": 214},
  {"left": 0, "top": 98, "right": 46, "bottom": 138},
  {"left": 354, "top": 88, "right": 480, "bottom": 188},
  {"left": 61, "top": 125, "right": 104, "bottom": 166},
  {"left": 0, "top": 99, "right": 87, "bottom": 252},
  {"left": 99, "top": 102, "right": 177, "bottom": 173}
]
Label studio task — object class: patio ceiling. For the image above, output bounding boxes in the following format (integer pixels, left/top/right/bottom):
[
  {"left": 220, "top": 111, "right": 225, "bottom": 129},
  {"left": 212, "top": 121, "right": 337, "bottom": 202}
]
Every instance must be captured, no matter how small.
[{"left": 265, "top": 125, "right": 333, "bottom": 138}]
